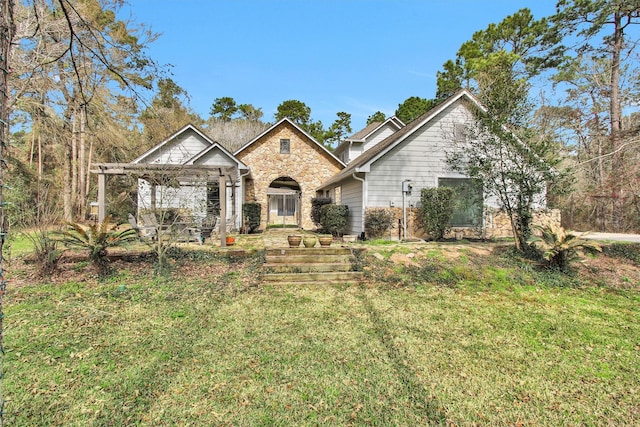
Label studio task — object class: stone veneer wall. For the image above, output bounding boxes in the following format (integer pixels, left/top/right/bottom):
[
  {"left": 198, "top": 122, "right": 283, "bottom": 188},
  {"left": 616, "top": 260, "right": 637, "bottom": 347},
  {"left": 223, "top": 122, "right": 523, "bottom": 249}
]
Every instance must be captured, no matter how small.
[
  {"left": 366, "top": 207, "right": 561, "bottom": 240},
  {"left": 236, "top": 122, "right": 343, "bottom": 231}
]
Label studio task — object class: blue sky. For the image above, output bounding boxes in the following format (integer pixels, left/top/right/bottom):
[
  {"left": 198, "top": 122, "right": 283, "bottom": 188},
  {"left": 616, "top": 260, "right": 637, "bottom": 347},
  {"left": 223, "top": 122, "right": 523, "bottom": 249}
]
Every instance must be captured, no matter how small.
[{"left": 122, "top": 0, "right": 558, "bottom": 132}]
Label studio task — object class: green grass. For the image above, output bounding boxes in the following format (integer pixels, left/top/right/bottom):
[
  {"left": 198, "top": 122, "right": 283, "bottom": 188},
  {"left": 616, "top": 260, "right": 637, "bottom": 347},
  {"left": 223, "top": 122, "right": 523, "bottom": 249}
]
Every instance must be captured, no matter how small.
[{"left": 4, "top": 246, "right": 640, "bottom": 425}]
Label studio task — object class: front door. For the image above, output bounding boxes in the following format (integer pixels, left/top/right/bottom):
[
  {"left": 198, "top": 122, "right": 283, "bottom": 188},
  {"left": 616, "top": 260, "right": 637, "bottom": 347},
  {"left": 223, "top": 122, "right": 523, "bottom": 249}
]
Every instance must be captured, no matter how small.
[{"left": 267, "top": 177, "right": 301, "bottom": 228}]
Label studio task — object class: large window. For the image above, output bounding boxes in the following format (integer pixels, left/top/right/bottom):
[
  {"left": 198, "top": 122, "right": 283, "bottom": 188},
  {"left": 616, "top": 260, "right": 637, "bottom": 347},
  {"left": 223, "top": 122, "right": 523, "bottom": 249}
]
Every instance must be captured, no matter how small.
[{"left": 438, "top": 178, "right": 483, "bottom": 226}]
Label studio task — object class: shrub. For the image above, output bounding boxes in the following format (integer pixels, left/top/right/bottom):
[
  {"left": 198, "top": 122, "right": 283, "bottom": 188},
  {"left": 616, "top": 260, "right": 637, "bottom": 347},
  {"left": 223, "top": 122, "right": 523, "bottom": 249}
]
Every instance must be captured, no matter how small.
[
  {"left": 24, "top": 228, "right": 63, "bottom": 277},
  {"left": 311, "top": 197, "right": 332, "bottom": 228},
  {"left": 365, "top": 208, "right": 395, "bottom": 239},
  {"left": 242, "top": 202, "right": 261, "bottom": 233},
  {"left": 56, "top": 215, "right": 138, "bottom": 272},
  {"left": 529, "top": 224, "right": 602, "bottom": 272},
  {"left": 419, "top": 187, "right": 455, "bottom": 241},
  {"left": 320, "top": 204, "right": 349, "bottom": 237}
]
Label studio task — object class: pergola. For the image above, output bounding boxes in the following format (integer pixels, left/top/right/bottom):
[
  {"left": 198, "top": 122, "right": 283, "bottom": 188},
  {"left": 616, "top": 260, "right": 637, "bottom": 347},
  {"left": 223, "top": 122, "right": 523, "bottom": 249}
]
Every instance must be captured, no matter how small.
[{"left": 91, "top": 163, "right": 241, "bottom": 247}]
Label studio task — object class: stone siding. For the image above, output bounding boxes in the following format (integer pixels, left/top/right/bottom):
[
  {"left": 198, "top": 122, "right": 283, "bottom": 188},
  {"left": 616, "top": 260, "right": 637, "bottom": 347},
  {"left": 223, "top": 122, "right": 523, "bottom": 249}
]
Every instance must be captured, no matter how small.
[
  {"left": 365, "top": 207, "right": 562, "bottom": 240},
  {"left": 237, "top": 122, "right": 343, "bottom": 230}
]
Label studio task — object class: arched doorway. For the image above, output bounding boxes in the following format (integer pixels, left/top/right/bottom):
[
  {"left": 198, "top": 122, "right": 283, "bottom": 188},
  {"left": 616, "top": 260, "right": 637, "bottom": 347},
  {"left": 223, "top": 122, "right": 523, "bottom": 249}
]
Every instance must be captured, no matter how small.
[{"left": 267, "top": 177, "right": 301, "bottom": 228}]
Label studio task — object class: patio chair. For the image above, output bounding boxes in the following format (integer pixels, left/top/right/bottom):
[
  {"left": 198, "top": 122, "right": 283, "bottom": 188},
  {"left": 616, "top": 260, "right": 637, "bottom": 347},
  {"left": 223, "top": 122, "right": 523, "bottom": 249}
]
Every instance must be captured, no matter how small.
[
  {"left": 202, "top": 215, "right": 219, "bottom": 239},
  {"left": 226, "top": 215, "right": 237, "bottom": 233},
  {"left": 128, "top": 213, "right": 156, "bottom": 241}
]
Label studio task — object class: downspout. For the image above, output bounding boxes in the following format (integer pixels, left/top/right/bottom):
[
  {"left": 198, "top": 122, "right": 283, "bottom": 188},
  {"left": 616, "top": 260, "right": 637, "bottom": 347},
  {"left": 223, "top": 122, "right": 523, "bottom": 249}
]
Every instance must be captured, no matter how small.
[{"left": 352, "top": 172, "right": 366, "bottom": 237}]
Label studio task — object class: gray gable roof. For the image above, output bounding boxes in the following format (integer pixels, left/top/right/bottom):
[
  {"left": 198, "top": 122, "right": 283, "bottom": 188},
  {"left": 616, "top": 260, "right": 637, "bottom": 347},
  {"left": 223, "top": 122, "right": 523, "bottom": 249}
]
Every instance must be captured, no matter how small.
[
  {"left": 347, "top": 121, "right": 382, "bottom": 141},
  {"left": 319, "top": 89, "right": 485, "bottom": 189},
  {"left": 334, "top": 116, "right": 405, "bottom": 155}
]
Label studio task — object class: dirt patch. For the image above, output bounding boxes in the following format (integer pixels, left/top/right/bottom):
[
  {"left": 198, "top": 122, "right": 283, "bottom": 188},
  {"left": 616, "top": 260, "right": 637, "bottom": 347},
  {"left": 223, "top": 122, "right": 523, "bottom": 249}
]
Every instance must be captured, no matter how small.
[{"left": 577, "top": 253, "right": 640, "bottom": 289}]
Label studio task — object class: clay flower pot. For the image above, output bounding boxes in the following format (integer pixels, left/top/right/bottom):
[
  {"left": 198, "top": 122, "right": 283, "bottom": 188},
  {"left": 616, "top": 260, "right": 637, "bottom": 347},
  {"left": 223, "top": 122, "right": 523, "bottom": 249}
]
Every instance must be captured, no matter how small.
[
  {"left": 318, "top": 235, "right": 333, "bottom": 247},
  {"left": 303, "top": 235, "right": 317, "bottom": 248},
  {"left": 287, "top": 235, "right": 302, "bottom": 248}
]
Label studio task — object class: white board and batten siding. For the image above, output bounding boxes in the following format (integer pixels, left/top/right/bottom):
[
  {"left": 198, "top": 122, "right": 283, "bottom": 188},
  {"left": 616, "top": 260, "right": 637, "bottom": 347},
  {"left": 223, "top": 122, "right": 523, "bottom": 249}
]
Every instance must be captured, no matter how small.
[
  {"left": 366, "top": 102, "right": 480, "bottom": 208},
  {"left": 139, "top": 131, "right": 211, "bottom": 165},
  {"left": 340, "top": 177, "right": 364, "bottom": 236}
]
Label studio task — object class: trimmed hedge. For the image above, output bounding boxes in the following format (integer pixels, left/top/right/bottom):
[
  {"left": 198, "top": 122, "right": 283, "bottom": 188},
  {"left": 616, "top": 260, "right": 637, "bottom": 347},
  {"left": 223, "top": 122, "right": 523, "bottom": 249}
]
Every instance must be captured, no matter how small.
[
  {"left": 320, "top": 204, "right": 349, "bottom": 237},
  {"left": 242, "top": 202, "right": 261, "bottom": 233},
  {"left": 311, "top": 197, "right": 333, "bottom": 228},
  {"left": 419, "top": 187, "right": 455, "bottom": 241},
  {"left": 365, "top": 208, "right": 395, "bottom": 239}
]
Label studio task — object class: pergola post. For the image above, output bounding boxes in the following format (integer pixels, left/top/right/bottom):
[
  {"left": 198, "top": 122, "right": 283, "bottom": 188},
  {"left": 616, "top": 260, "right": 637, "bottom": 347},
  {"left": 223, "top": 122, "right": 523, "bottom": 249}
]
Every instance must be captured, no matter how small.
[
  {"left": 97, "top": 173, "right": 107, "bottom": 222},
  {"left": 150, "top": 182, "right": 157, "bottom": 211},
  {"left": 219, "top": 174, "right": 227, "bottom": 247}
]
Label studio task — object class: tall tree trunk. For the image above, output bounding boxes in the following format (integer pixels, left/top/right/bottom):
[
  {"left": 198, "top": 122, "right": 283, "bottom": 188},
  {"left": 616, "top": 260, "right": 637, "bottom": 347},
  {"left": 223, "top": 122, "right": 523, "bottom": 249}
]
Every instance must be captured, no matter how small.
[
  {"left": 0, "top": 1, "right": 14, "bottom": 424},
  {"left": 29, "top": 130, "right": 35, "bottom": 167},
  {"left": 37, "top": 134, "right": 42, "bottom": 181},
  {"left": 609, "top": 10, "right": 624, "bottom": 231},
  {"left": 71, "top": 111, "right": 78, "bottom": 219},
  {"left": 78, "top": 107, "right": 86, "bottom": 219},
  {"left": 85, "top": 134, "right": 93, "bottom": 198},
  {"left": 63, "top": 138, "right": 73, "bottom": 221}
]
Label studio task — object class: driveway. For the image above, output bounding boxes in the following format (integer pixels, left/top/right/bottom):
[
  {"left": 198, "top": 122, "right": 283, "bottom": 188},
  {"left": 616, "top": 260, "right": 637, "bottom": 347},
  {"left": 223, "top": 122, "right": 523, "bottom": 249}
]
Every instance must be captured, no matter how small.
[{"left": 576, "top": 232, "right": 640, "bottom": 243}]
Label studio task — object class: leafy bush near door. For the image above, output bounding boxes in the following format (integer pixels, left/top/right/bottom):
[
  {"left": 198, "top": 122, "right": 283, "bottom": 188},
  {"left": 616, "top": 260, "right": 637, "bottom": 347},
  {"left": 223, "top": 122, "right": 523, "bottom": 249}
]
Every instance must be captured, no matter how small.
[
  {"left": 365, "top": 208, "right": 395, "bottom": 239},
  {"left": 419, "top": 187, "right": 455, "bottom": 241},
  {"left": 311, "top": 197, "right": 332, "bottom": 229},
  {"left": 320, "top": 204, "right": 349, "bottom": 237},
  {"left": 242, "top": 202, "right": 261, "bottom": 233}
]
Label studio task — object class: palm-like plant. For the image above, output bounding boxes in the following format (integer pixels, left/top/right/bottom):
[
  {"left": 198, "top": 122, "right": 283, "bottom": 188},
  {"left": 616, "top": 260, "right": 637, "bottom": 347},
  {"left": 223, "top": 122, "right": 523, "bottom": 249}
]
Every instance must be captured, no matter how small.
[
  {"left": 57, "top": 215, "right": 138, "bottom": 267},
  {"left": 529, "top": 224, "right": 601, "bottom": 271}
]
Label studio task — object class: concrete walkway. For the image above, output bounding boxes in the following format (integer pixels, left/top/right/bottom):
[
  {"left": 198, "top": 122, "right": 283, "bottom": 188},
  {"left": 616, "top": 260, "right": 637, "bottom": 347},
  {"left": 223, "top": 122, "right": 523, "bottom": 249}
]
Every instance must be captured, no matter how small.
[{"left": 261, "top": 228, "right": 311, "bottom": 248}]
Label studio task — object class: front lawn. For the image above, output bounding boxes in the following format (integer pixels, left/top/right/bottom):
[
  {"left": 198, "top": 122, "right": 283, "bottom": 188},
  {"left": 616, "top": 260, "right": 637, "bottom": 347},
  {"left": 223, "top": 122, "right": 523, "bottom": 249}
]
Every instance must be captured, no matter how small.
[{"left": 4, "top": 244, "right": 640, "bottom": 425}]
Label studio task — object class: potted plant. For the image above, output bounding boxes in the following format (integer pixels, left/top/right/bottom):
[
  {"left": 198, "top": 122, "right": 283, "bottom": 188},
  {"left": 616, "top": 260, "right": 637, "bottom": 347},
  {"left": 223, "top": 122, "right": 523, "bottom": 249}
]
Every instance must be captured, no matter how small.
[
  {"left": 303, "top": 235, "right": 317, "bottom": 248},
  {"left": 318, "top": 235, "right": 333, "bottom": 247},
  {"left": 287, "top": 235, "right": 302, "bottom": 248}
]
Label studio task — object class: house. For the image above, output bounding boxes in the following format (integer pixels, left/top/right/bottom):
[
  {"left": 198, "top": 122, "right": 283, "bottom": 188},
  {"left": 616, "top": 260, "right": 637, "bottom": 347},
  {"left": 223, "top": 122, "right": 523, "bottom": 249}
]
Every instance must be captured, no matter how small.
[
  {"left": 234, "top": 117, "right": 344, "bottom": 230},
  {"left": 93, "top": 89, "right": 558, "bottom": 240},
  {"left": 333, "top": 116, "right": 405, "bottom": 164},
  {"left": 119, "top": 118, "right": 344, "bottom": 231},
  {"left": 317, "top": 89, "right": 559, "bottom": 239},
  {"left": 131, "top": 124, "right": 249, "bottom": 228}
]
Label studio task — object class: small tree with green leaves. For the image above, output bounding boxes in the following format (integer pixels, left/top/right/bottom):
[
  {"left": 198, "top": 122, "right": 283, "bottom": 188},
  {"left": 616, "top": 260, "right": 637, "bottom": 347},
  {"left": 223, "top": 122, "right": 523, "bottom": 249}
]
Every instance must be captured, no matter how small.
[{"left": 419, "top": 187, "right": 456, "bottom": 241}]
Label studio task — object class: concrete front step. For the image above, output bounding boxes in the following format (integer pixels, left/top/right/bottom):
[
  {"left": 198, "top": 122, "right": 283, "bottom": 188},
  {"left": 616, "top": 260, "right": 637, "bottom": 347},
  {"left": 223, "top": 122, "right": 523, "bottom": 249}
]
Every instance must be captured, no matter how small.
[
  {"left": 261, "top": 271, "right": 364, "bottom": 284},
  {"left": 265, "top": 254, "right": 353, "bottom": 264},
  {"left": 263, "top": 262, "right": 353, "bottom": 273},
  {"left": 266, "top": 247, "right": 352, "bottom": 256}
]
